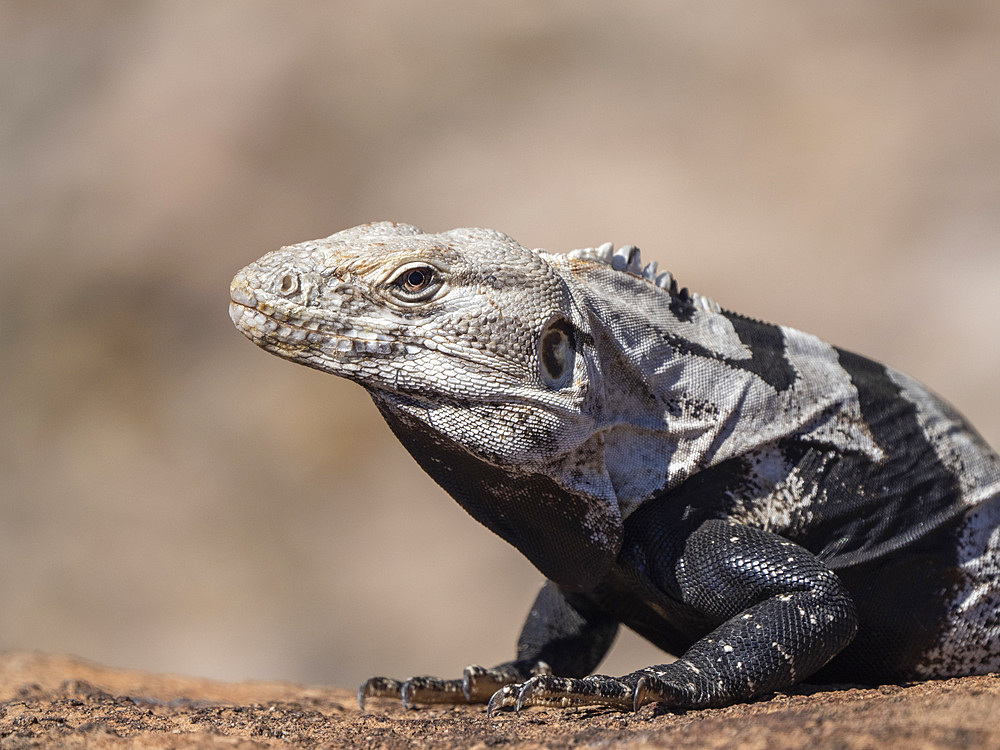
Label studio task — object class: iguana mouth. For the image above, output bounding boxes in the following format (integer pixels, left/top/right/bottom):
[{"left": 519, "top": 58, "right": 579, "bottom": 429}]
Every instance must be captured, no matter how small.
[{"left": 228, "top": 299, "right": 408, "bottom": 357}]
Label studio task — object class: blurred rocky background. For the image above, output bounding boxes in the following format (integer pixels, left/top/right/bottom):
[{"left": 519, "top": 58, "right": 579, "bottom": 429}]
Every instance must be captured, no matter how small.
[{"left": 2, "top": 2, "right": 999, "bottom": 688}]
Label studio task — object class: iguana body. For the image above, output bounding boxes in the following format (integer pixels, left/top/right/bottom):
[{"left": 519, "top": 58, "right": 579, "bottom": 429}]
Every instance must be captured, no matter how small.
[{"left": 230, "top": 222, "right": 1000, "bottom": 712}]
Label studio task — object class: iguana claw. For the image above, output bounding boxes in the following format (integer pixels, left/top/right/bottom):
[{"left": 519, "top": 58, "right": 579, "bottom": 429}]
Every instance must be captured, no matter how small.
[
  {"left": 486, "top": 684, "right": 519, "bottom": 716},
  {"left": 357, "top": 677, "right": 401, "bottom": 710}
]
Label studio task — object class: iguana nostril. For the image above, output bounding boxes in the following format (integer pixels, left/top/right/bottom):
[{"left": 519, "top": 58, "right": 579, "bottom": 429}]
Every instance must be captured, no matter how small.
[{"left": 278, "top": 273, "right": 299, "bottom": 295}]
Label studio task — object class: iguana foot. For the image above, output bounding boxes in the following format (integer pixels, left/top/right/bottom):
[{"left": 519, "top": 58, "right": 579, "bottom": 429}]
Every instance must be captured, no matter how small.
[
  {"left": 358, "top": 663, "right": 548, "bottom": 709},
  {"left": 486, "top": 674, "right": 635, "bottom": 715}
]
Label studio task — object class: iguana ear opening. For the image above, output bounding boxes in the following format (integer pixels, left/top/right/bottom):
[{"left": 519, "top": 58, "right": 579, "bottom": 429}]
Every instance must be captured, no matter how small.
[{"left": 539, "top": 316, "right": 576, "bottom": 389}]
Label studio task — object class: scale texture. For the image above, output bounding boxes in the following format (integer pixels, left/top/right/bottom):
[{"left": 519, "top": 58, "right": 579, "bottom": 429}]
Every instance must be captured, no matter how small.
[{"left": 230, "top": 222, "right": 1000, "bottom": 713}]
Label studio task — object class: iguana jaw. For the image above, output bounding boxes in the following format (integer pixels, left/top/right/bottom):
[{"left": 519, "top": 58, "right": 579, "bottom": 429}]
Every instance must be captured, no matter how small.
[{"left": 228, "top": 284, "right": 412, "bottom": 365}]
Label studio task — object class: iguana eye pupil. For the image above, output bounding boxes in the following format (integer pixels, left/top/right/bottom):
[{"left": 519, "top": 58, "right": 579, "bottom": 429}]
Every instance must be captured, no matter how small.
[{"left": 402, "top": 268, "right": 431, "bottom": 292}]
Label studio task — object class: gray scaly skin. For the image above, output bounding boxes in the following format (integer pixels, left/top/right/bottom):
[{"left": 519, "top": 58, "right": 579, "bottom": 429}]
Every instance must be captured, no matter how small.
[{"left": 230, "top": 222, "right": 1000, "bottom": 714}]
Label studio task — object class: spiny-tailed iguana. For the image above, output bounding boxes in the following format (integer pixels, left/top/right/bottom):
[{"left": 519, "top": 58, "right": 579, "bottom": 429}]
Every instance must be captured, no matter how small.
[{"left": 230, "top": 222, "right": 1000, "bottom": 714}]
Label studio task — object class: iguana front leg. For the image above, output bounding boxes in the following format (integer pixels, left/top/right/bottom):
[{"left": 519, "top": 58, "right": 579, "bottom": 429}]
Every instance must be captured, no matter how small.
[
  {"left": 491, "top": 520, "right": 858, "bottom": 713},
  {"left": 358, "top": 581, "right": 619, "bottom": 709}
]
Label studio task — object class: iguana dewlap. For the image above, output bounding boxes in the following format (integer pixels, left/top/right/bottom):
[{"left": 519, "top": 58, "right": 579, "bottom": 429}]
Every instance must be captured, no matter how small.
[{"left": 230, "top": 222, "right": 1000, "bottom": 713}]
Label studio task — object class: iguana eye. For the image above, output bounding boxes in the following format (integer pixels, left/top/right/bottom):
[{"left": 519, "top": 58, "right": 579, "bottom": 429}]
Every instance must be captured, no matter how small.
[{"left": 388, "top": 264, "right": 443, "bottom": 303}]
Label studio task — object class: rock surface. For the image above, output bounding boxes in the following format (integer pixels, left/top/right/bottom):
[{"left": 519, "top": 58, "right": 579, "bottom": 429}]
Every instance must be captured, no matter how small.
[{"left": 1, "top": 653, "right": 998, "bottom": 749}]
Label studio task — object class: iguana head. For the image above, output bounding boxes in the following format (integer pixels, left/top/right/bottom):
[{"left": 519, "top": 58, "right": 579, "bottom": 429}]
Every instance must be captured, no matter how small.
[
  {"left": 230, "top": 222, "right": 606, "bottom": 469},
  {"left": 232, "top": 223, "right": 574, "bottom": 394}
]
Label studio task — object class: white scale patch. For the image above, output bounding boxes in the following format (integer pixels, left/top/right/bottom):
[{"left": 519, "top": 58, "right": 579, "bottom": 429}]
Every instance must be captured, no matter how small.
[
  {"left": 914, "top": 496, "right": 1000, "bottom": 677},
  {"left": 721, "top": 445, "right": 827, "bottom": 538}
]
